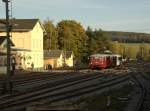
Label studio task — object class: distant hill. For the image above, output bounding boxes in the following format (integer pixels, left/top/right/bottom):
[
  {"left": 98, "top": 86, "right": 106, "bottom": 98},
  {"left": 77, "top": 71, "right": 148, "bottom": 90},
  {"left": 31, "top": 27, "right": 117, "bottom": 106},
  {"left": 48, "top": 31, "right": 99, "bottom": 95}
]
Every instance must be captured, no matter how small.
[{"left": 105, "top": 31, "right": 150, "bottom": 43}]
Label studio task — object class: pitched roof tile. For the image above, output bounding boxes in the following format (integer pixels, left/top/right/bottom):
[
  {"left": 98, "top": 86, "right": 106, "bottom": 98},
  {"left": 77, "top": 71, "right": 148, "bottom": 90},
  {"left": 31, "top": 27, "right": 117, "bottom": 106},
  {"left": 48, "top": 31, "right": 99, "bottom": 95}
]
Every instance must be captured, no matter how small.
[{"left": 0, "top": 19, "right": 39, "bottom": 32}]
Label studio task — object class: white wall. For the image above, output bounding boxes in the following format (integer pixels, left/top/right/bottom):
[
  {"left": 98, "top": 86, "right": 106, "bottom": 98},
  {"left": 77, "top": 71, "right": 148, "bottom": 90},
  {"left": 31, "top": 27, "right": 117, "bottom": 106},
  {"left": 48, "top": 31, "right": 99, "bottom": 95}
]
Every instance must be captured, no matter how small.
[{"left": 30, "top": 22, "right": 44, "bottom": 68}]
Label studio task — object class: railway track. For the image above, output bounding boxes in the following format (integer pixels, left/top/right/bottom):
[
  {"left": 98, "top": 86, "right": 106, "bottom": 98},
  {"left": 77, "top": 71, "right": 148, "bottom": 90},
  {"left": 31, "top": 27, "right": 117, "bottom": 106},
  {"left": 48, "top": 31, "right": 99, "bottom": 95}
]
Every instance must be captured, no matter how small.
[
  {"left": 0, "top": 73, "right": 104, "bottom": 105},
  {"left": 0, "top": 72, "right": 76, "bottom": 84},
  {"left": 0, "top": 63, "right": 131, "bottom": 90},
  {"left": 0, "top": 72, "right": 88, "bottom": 92},
  {"left": 12, "top": 73, "right": 88, "bottom": 89},
  {"left": 0, "top": 68, "right": 129, "bottom": 93},
  {"left": 130, "top": 73, "right": 150, "bottom": 111},
  {"left": 0, "top": 73, "right": 130, "bottom": 111},
  {"left": 0, "top": 72, "right": 102, "bottom": 96}
]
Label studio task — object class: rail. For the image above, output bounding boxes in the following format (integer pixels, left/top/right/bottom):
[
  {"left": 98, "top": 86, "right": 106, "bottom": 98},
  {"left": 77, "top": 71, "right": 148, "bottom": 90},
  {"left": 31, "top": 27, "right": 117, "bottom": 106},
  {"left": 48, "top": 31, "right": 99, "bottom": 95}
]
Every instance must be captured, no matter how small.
[{"left": 131, "top": 74, "right": 146, "bottom": 111}]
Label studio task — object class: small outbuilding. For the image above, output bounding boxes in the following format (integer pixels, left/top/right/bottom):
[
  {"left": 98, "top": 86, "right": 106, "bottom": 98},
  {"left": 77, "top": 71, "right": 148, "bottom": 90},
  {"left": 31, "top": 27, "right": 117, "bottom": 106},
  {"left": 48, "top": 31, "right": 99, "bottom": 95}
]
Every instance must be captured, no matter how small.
[
  {"left": 44, "top": 50, "right": 64, "bottom": 69},
  {"left": 44, "top": 50, "right": 74, "bottom": 69}
]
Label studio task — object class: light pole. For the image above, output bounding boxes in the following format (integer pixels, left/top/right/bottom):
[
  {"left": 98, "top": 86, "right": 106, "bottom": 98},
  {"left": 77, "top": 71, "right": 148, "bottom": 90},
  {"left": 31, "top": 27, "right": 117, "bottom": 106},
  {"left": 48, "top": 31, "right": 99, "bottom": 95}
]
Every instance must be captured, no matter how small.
[{"left": 2, "top": 0, "right": 12, "bottom": 93}]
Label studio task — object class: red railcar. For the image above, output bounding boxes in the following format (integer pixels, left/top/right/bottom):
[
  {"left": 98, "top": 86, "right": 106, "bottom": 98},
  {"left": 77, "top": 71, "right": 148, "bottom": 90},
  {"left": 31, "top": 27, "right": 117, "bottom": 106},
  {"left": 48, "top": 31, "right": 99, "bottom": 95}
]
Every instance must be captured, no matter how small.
[{"left": 89, "top": 54, "right": 122, "bottom": 69}]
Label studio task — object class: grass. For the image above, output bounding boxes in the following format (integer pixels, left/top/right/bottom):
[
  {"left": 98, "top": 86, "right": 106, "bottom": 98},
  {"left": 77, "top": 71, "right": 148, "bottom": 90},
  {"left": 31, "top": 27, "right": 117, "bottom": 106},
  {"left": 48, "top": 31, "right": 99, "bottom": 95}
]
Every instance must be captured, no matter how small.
[
  {"left": 50, "top": 84, "right": 134, "bottom": 111},
  {"left": 78, "top": 84, "right": 134, "bottom": 111},
  {"left": 35, "top": 83, "right": 134, "bottom": 111},
  {"left": 146, "top": 71, "right": 150, "bottom": 77}
]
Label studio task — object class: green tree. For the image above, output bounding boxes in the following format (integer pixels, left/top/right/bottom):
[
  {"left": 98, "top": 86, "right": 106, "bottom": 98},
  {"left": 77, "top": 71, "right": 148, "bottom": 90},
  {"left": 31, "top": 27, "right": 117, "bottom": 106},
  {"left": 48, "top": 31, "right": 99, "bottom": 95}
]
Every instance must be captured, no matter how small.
[
  {"left": 43, "top": 19, "right": 58, "bottom": 50},
  {"left": 57, "top": 20, "right": 88, "bottom": 63},
  {"left": 86, "top": 27, "right": 111, "bottom": 55}
]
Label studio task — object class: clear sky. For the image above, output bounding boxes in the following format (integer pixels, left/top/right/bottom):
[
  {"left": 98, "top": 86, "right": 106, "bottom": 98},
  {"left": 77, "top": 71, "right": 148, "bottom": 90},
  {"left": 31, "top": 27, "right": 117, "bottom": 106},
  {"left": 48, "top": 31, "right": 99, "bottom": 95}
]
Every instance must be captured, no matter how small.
[{"left": 0, "top": 0, "right": 150, "bottom": 33}]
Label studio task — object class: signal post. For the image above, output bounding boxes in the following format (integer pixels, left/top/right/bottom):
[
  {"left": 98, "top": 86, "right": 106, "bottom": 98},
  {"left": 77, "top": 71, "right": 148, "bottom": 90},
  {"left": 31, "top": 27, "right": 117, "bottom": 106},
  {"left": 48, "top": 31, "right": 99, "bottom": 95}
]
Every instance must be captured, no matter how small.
[{"left": 2, "top": 0, "right": 12, "bottom": 93}]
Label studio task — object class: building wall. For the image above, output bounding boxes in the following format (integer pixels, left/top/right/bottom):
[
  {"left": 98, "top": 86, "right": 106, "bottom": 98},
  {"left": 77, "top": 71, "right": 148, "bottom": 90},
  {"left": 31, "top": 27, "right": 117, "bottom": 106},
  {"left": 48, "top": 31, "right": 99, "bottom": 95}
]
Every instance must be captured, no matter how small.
[
  {"left": 30, "top": 22, "right": 44, "bottom": 68},
  {"left": 12, "top": 32, "right": 31, "bottom": 49},
  {"left": 44, "top": 59, "right": 56, "bottom": 69},
  {"left": 44, "top": 54, "right": 74, "bottom": 69},
  {"left": 44, "top": 55, "right": 64, "bottom": 69},
  {"left": 0, "top": 55, "right": 6, "bottom": 74},
  {"left": 0, "top": 67, "right": 6, "bottom": 74},
  {"left": 65, "top": 55, "right": 73, "bottom": 67},
  {"left": 0, "top": 36, "right": 7, "bottom": 74},
  {"left": 57, "top": 54, "right": 63, "bottom": 67},
  {"left": 44, "top": 58, "right": 63, "bottom": 69},
  {"left": 110, "top": 42, "right": 150, "bottom": 60}
]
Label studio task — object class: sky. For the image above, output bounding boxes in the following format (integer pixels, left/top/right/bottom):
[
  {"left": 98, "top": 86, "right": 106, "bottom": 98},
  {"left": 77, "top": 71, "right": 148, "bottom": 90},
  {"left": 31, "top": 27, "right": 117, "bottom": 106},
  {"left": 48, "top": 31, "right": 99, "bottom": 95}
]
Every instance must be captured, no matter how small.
[{"left": 0, "top": 0, "right": 150, "bottom": 33}]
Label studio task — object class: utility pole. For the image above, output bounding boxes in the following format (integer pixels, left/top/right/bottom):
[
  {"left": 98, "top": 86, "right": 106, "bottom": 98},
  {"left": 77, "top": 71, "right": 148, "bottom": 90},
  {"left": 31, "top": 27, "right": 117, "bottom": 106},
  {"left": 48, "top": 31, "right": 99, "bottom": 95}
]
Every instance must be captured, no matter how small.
[{"left": 2, "top": 0, "right": 12, "bottom": 93}]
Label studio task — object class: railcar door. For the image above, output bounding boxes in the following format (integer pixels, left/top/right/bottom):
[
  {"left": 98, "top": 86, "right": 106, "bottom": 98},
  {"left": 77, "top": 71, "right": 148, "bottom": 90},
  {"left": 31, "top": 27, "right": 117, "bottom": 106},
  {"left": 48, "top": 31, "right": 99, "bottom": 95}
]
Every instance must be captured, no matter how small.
[
  {"left": 106, "top": 56, "right": 111, "bottom": 68},
  {"left": 112, "top": 56, "right": 117, "bottom": 67}
]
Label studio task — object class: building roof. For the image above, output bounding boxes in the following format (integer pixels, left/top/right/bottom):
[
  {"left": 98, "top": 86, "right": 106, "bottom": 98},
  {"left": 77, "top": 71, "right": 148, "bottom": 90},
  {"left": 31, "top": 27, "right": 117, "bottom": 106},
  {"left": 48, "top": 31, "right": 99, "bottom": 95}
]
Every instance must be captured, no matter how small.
[
  {"left": 0, "top": 20, "right": 6, "bottom": 25},
  {"left": 0, "top": 37, "right": 6, "bottom": 45},
  {"left": 0, "top": 52, "right": 6, "bottom": 56},
  {"left": 0, "top": 51, "right": 16, "bottom": 56},
  {"left": 0, "top": 36, "right": 14, "bottom": 46},
  {"left": 0, "top": 52, "right": 7, "bottom": 56},
  {"left": 65, "top": 51, "right": 73, "bottom": 58},
  {"left": 44, "top": 50, "right": 73, "bottom": 59},
  {"left": 0, "top": 19, "right": 45, "bottom": 32},
  {"left": 44, "top": 50, "right": 63, "bottom": 59},
  {"left": 11, "top": 47, "right": 31, "bottom": 52}
]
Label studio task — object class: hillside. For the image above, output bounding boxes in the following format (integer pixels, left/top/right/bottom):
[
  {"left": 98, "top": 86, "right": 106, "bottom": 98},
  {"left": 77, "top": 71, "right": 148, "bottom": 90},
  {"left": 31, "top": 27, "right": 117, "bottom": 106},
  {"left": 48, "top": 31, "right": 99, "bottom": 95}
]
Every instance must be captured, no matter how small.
[{"left": 105, "top": 31, "right": 150, "bottom": 43}]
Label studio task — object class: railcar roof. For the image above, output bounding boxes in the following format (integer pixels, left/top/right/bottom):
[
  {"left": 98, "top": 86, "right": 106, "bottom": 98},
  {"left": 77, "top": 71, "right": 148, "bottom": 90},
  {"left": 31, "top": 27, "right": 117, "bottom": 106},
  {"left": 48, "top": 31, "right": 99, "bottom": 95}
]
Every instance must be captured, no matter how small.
[{"left": 90, "top": 54, "right": 121, "bottom": 58}]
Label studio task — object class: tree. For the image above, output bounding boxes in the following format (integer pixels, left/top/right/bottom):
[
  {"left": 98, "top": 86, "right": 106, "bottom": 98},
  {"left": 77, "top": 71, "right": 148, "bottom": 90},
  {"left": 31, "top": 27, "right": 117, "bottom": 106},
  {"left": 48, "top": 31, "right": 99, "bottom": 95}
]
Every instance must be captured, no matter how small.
[
  {"left": 57, "top": 20, "right": 88, "bottom": 63},
  {"left": 86, "top": 27, "right": 111, "bottom": 55},
  {"left": 43, "top": 19, "right": 58, "bottom": 50}
]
